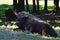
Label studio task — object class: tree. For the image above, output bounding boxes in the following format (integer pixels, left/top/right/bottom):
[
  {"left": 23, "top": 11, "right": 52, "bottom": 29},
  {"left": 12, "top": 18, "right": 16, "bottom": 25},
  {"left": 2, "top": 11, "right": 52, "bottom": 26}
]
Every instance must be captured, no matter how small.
[
  {"left": 36, "top": 0, "right": 39, "bottom": 12},
  {"left": 33, "top": 0, "right": 36, "bottom": 12},
  {"left": 44, "top": 0, "right": 48, "bottom": 11},
  {"left": 54, "top": 0, "right": 59, "bottom": 12},
  {"left": 17, "top": 0, "right": 24, "bottom": 12},
  {"left": 26, "top": 0, "right": 29, "bottom": 11},
  {"left": 13, "top": 0, "right": 17, "bottom": 10}
]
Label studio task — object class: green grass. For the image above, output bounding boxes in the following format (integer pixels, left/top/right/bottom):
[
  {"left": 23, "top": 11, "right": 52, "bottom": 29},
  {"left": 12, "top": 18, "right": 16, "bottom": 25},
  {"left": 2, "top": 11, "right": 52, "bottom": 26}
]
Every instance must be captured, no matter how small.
[
  {"left": 0, "top": 0, "right": 60, "bottom": 39},
  {"left": 0, "top": 4, "right": 55, "bottom": 18},
  {"left": 0, "top": 4, "right": 54, "bottom": 11},
  {"left": 0, "top": 4, "right": 13, "bottom": 11},
  {"left": 0, "top": 4, "right": 60, "bottom": 40},
  {"left": 0, "top": 4, "right": 60, "bottom": 27},
  {"left": 0, "top": 4, "right": 13, "bottom": 18},
  {"left": 0, "top": 4, "right": 58, "bottom": 14},
  {"left": 0, "top": 24, "right": 60, "bottom": 40},
  {"left": 25, "top": 5, "right": 54, "bottom": 11}
]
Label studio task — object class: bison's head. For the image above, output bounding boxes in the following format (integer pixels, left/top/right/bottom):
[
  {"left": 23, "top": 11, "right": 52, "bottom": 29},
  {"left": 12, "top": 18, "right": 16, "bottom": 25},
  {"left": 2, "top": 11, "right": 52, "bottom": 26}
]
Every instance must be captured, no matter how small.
[{"left": 16, "top": 11, "right": 29, "bottom": 18}]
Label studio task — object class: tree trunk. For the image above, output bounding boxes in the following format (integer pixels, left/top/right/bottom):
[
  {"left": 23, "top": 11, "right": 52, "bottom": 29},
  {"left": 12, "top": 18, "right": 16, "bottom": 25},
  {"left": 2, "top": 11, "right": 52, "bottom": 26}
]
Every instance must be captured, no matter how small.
[
  {"left": 54, "top": 0, "right": 59, "bottom": 12},
  {"left": 36, "top": 0, "right": 39, "bottom": 12},
  {"left": 26, "top": 0, "right": 29, "bottom": 11},
  {"left": 44, "top": 0, "right": 48, "bottom": 11},
  {"left": 33, "top": 0, "right": 36, "bottom": 12},
  {"left": 13, "top": 0, "right": 17, "bottom": 10},
  {"left": 17, "top": 0, "right": 24, "bottom": 12}
]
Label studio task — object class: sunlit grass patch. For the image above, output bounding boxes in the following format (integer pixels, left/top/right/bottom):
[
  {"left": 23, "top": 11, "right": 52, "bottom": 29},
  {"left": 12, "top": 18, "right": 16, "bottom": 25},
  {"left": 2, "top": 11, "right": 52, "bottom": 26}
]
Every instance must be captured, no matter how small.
[
  {"left": 0, "top": 3, "right": 60, "bottom": 40},
  {"left": 0, "top": 20, "right": 2, "bottom": 22},
  {"left": 0, "top": 20, "right": 60, "bottom": 40},
  {"left": 0, "top": 21, "right": 17, "bottom": 30}
]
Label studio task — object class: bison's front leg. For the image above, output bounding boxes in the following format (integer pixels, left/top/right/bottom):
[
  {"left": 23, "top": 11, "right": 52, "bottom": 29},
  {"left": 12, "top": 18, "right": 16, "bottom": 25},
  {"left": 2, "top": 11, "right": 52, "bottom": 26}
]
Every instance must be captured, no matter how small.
[{"left": 41, "top": 29, "right": 46, "bottom": 36}]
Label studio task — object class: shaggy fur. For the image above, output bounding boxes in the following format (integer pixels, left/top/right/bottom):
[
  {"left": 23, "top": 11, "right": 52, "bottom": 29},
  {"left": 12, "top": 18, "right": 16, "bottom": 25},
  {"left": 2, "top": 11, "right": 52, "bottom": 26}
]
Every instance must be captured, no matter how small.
[{"left": 14, "top": 11, "right": 58, "bottom": 37}]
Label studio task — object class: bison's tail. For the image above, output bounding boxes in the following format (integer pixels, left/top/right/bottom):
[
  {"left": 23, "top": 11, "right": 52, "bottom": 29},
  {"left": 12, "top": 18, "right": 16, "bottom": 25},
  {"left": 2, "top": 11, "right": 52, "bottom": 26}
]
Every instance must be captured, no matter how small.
[{"left": 45, "top": 23, "right": 58, "bottom": 37}]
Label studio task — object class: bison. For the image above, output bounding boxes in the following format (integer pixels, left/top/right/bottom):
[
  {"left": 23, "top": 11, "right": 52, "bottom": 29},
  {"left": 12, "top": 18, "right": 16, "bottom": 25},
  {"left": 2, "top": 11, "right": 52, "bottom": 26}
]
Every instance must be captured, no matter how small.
[{"left": 14, "top": 11, "right": 58, "bottom": 37}]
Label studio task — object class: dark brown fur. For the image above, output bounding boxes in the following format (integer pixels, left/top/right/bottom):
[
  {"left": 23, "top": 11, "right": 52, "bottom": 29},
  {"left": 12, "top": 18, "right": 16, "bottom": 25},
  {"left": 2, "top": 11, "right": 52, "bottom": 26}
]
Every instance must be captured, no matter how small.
[{"left": 14, "top": 11, "right": 58, "bottom": 37}]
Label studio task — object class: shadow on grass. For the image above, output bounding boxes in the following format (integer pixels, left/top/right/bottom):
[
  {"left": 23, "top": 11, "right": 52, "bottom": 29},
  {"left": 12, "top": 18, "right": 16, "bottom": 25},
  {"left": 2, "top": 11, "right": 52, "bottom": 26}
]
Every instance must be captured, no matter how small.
[{"left": 0, "top": 19, "right": 16, "bottom": 27}]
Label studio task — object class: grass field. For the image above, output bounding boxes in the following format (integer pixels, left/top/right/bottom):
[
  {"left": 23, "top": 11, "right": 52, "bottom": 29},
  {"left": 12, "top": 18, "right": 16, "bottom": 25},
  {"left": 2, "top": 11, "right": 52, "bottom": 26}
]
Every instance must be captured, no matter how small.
[
  {"left": 0, "top": 0, "right": 60, "bottom": 40},
  {"left": 0, "top": 24, "right": 60, "bottom": 40},
  {"left": 0, "top": 10, "right": 60, "bottom": 40}
]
